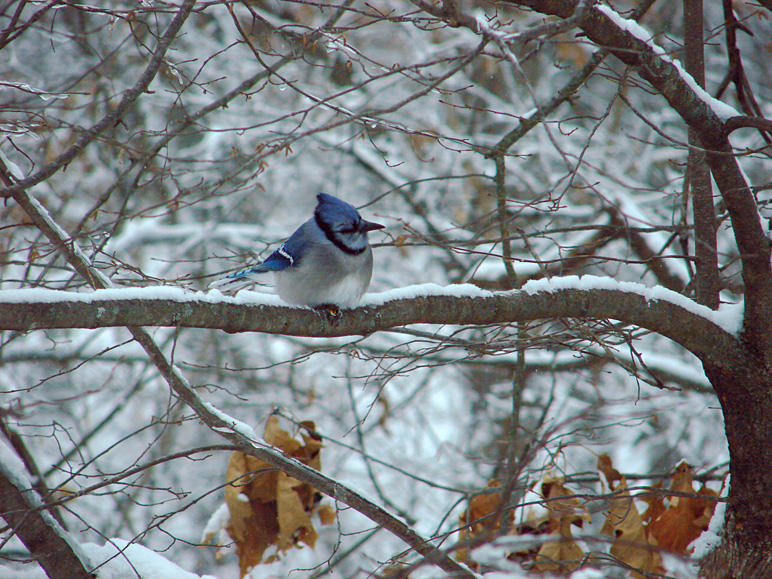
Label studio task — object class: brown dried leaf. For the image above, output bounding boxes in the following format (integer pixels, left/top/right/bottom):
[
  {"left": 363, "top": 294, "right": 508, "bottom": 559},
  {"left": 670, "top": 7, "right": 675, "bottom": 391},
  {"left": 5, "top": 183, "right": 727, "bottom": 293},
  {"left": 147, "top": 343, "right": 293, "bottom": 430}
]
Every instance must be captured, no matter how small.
[
  {"left": 597, "top": 453, "right": 623, "bottom": 490},
  {"left": 455, "top": 479, "right": 502, "bottom": 564},
  {"left": 598, "top": 455, "right": 664, "bottom": 578},
  {"left": 533, "top": 517, "right": 586, "bottom": 573},
  {"left": 648, "top": 462, "right": 717, "bottom": 554},
  {"left": 276, "top": 471, "right": 317, "bottom": 551},
  {"left": 221, "top": 416, "right": 331, "bottom": 577},
  {"left": 541, "top": 474, "right": 591, "bottom": 528},
  {"left": 639, "top": 482, "right": 666, "bottom": 526},
  {"left": 469, "top": 480, "right": 503, "bottom": 531},
  {"left": 316, "top": 503, "right": 337, "bottom": 526},
  {"left": 531, "top": 475, "right": 589, "bottom": 573}
]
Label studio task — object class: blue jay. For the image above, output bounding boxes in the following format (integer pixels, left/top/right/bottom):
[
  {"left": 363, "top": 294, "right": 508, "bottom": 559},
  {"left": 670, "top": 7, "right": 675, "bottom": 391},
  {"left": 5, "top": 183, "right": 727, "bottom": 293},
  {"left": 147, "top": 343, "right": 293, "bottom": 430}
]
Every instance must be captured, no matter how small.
[{"left": 211, "top": 193, "right": 384, "bottom": 308}]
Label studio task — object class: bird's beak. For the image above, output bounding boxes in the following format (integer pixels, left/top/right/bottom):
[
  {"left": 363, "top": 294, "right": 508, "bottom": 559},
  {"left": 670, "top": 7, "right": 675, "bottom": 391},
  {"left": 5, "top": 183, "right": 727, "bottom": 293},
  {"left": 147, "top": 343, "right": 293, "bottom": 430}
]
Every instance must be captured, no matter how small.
[{"left": 362, "top": 220, "right": 385, "bottom": 232}]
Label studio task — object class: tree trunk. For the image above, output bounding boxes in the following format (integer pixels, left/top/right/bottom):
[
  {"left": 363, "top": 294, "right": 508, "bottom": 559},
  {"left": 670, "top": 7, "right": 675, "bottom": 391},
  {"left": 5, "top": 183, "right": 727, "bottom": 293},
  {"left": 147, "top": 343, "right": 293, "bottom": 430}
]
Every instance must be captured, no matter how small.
[{"left": 700, "top": 360, "right": 772, "bottom": 578}]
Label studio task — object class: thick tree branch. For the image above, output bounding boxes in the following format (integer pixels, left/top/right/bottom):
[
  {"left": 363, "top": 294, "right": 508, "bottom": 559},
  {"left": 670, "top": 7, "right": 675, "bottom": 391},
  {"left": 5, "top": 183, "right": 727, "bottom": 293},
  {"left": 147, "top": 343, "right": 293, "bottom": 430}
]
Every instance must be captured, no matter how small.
[
  {"left": 0, "top": 282, "right": 741, "bottom": 368},
  {"left": 724, "top": 115, "right": 772, "bottom": 134},
  {"left": 501, "top": 0, "right": 772, "bottom": 358},
  {"left": 684, "top": 0, "right": 720, "bottom": 309},
  {"left": 0, "top": 451, "right": 94, "bottom": 579}
]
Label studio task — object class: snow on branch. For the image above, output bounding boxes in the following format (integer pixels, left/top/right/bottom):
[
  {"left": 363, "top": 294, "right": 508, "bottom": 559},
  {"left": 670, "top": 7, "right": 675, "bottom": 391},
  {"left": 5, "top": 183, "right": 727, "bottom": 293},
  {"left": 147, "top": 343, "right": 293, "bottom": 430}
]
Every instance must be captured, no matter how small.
[
  {"left": 0, "top": 277, "right": 742, "bottom": 367},
  {"left": 0, "top": 441, "right": 94, "bottom": 579},
  {"left": 500, "top": 0, "right": 772, "bottom": 359}
]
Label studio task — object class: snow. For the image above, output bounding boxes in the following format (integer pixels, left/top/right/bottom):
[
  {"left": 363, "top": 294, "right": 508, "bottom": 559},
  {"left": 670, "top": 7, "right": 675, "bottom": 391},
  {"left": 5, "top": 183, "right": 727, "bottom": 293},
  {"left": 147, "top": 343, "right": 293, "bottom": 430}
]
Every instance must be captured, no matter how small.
[
  {"left": 201, "top": 503, "right": 230, "bottom": 543},
  {"left": 0, "top": 147, "right": 25, "bottom": 180},
  {"left": 521, "top": 275, "right": 743, "bottom": 335},
  {"left": 0, "top": 566, "right": 46, "bottom": 579},
  {"left": 202, "top": 401, "right": 258, "bottom": 440},
  {"left": 596, "top": 5, "right": 739, "bottom": 121},
  {"left": 690, "top": 475, "right": 729, "bottom": 560},
  {"left": 0, "top": 437, "right": 36, "bottom": 491},
  {"left": 0, "top": 283, "right": 494, "bottom": 308},
  {"left": 362, "top": 282, "right": 495, "bottom": 305},
  {"left": 80, "top": 539, "right": 220, "bottom": 579},
  {"left": 0, "top": 286, "right": 284, "bottom": 307},
  {"left": 0, "top": 80, "right": 69, "bottom": 101}
]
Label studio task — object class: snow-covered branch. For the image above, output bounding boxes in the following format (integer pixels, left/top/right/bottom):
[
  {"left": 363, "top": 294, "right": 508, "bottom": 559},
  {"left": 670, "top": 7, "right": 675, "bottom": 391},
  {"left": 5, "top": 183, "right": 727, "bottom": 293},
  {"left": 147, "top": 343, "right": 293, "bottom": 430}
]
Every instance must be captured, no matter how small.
[
  {"left": 501, "top": 0, "right": 772, "bottom": 357},
  {"left": 0, "top": 442, "right": 93, "bottom": 579},
  {"left": 0, "top": 278, "right": 742, "bottom": 368}
]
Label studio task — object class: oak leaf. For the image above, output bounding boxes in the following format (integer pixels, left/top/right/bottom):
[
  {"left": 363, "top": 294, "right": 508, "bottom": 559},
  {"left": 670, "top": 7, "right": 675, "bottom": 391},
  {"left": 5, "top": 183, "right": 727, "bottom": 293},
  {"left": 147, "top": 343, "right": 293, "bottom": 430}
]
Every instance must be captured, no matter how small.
[
  {"left": 647, "top": 461, "right": 717, "bottom": 554},
  {"left": 533, "top": 517, "right": 586, "bottom": 574},
  {"left": 456, "top": 479, "right": 502, "bottom": 565},
  {"left": 598, "top": 454, "right": 664, "bottom": 579},
  {"left": 218, "top": 416, "right": 334, "bottom": 577},
  {"left": 532, "top": 474, "right": 590, "bottom": 573}
]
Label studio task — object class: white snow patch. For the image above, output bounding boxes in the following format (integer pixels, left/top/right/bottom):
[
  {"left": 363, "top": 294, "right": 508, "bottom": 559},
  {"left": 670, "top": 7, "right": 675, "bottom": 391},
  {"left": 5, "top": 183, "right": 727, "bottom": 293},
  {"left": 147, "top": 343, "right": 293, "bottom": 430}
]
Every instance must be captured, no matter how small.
[
  {"left": 203, "top": 402, "right": 258, "bottom": 441},
  {"left": 0, "top": 147, "right": 25, "bottom": 180},
  {"left": 596, "top": 4, "right": 740, "bottom": 120},
  {"left": 690, "top": 475, "right": 729, "bottom": 560},
  {"left": 521, "top": 275, "right": 743, "bottom": 335},
  {"left": 201, "top": 503, "right": 230, "bottom": 543},
  {"left": 81, "top": 538, "right": 220, "bottom": 579},
  {"left": 362, "top": 283, "right": 495, "bottom": 306},
  {"left": 0, "top": 286, "right": 284, "bottom": 307}
]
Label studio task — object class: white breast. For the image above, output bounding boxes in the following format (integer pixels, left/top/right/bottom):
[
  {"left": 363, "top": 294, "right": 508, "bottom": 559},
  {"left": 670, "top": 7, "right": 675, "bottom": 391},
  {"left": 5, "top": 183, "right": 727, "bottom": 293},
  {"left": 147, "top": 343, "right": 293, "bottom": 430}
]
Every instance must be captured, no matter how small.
[{"left": 273, "top": 246, "right": 373, "bottom": 308}]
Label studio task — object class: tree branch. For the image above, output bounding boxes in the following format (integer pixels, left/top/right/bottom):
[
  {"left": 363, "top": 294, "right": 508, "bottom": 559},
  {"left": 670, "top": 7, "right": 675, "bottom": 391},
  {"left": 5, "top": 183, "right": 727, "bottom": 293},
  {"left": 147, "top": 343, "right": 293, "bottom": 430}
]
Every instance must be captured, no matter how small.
[
  {"left": 684, "top": 0, "right": 720, "bottom": 309},
  {"left": 0, "top": 448, "right": 94, "bottom": 579},
  {"left": 501, "top": 0, "right": 772, "bottom": 359},
  {"left": 0, "top": 0, "right": 197, "bottom": 199},
  {"left": 0, "top": 281, "right": 741, "bottom": 368}
]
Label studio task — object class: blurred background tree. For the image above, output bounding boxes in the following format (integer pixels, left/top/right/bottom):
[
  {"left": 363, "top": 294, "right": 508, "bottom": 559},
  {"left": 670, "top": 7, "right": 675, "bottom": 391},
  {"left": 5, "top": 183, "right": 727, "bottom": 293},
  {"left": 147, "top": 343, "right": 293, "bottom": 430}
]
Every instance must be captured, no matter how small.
[{"left": 2, "top": 1, "right": 771, "bottom": 577}]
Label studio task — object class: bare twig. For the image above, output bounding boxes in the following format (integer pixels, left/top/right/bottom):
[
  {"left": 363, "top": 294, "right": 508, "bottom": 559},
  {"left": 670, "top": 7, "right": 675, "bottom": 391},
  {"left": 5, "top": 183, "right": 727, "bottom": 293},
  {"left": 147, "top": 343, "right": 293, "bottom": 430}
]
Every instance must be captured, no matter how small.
[{"left": 0, "top": 0, "right": 197, "bottom": 199}]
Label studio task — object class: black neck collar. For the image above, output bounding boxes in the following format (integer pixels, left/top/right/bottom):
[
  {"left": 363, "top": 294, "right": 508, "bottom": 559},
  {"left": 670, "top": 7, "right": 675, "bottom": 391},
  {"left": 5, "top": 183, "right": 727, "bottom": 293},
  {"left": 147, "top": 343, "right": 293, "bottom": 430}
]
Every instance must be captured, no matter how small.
[{"left": 315, "top": 213, "right": 366, "bottom": 255}]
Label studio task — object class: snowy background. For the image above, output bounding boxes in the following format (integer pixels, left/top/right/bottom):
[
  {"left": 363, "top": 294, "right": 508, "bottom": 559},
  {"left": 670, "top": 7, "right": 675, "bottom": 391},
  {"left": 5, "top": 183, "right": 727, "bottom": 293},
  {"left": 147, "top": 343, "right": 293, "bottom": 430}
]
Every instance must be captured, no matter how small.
[{"left": 2, "top": 1, "right": 771, "bottom": 577}]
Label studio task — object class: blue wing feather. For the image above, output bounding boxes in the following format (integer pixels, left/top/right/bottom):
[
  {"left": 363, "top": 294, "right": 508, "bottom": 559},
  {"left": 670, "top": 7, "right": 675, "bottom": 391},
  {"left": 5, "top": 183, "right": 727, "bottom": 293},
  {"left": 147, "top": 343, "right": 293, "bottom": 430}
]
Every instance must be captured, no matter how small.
[
  {"left": 253, "top": 246, "right": 294, "bottom": 272},
  {"left": 225, "top": 223, "right": 310, "bottom": 280}
]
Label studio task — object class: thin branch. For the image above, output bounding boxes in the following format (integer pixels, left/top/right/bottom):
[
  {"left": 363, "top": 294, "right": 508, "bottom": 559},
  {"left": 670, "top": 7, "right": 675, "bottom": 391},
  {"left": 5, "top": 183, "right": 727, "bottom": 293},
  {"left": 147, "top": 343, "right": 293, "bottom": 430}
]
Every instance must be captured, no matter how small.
[{"left": 0, "top": 0, "right": 197, "bottom": 199}]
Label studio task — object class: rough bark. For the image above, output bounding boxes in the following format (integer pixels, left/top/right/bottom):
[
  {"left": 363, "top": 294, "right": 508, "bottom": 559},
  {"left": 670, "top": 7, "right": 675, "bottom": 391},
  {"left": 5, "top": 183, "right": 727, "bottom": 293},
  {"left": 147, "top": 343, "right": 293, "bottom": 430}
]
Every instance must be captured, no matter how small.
[
  {"left": 0, "top": 284, "right": 741, "bottom": 366},
  {"left": 0, "top": 463, "right": 94, "bottom": 579},
  {"left": 700, "top": 361, "right": 772, "bottom": 577}
]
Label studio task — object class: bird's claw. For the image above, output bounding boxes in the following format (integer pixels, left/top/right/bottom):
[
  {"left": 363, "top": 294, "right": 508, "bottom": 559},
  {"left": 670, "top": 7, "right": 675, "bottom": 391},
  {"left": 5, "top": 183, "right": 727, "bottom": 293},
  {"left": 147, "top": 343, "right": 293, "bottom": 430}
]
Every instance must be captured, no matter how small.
[{"left": 315, "top": 304, "right": 342, "bottom": 325}]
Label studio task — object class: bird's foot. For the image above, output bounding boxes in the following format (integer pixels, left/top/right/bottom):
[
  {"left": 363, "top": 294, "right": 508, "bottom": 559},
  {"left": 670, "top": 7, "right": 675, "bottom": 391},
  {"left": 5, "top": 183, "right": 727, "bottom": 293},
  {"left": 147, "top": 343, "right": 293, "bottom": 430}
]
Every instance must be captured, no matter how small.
[{"left": 314, "top": 303, "right": 342, "bottom": 325}]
